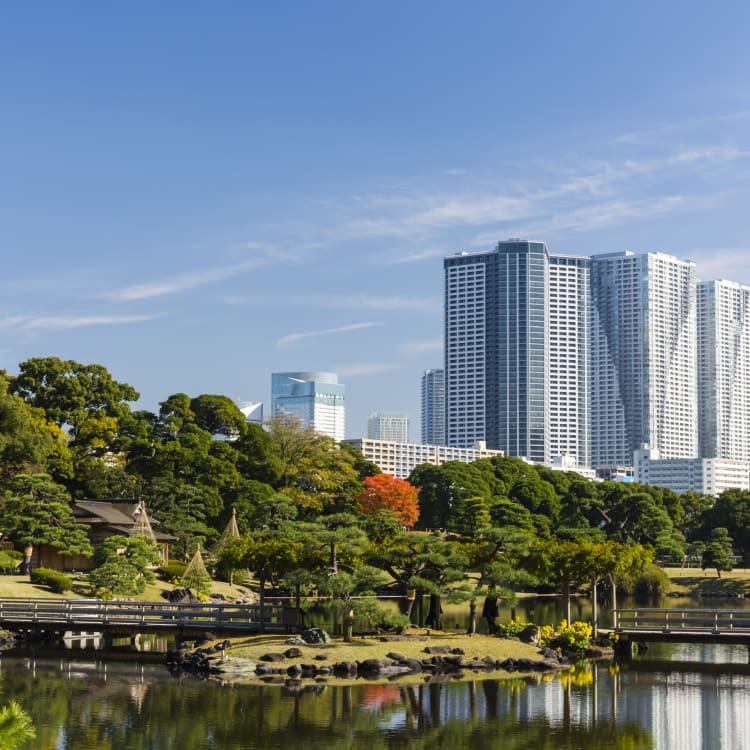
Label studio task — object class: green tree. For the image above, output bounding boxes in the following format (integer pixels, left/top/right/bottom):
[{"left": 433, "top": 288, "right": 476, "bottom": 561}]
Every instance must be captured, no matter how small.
[
  {"left": 9, "top": 356, "right": 139, "bottom": 448},
  {"left": 409, "top": 462, "right": 491, "bottom": 530},
  {"left": 190, "top": 394, "right": 247, "bottom": 438},
  {"left": 221, "top": 532, "right": 305, "bottom": 632},
  {"left": 0, "top": 378, "right": 72, "bottom": 481},
  {"left": 369, "top": 532, "right": 470, "bottom": 628},
  {"left": 88, "top": 534, "right": 161, "bottom": 596},
  {"left": 0, "top": 473, "right": 92, "bottom": 572},
  {"left": 701, "top": 527, "right": 735, "bottom": 578},
  {"left": 703, "top": 489, "right": 750, "bottom": 561},
  {"left": 265, "top": 416, "right": 362, "bottom": 513}
]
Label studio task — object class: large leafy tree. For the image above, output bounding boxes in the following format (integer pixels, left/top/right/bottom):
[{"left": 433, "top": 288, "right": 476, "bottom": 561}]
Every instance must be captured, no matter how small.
[
  {"left": 701, "top": 527, "right": 735, "bottom": 578},
  {"left": 0, "top": 375, "right": 72, "bottom": 482},
  {"left": 357, "top": 474, "right": 419, "bottom": 527},
  {"left": 88, "top": 534, "right": 160, "bottom": 596},
  {"left": 9, "top": 357, "right": 139, "bottom": 447},
  {"left": 0, "top": 473, "right": 92, "bottom": 572},
  {"left": 265, "top": 416, "right": 362, "bottom": 513},
  {"left": 368, "top": 532, "right": 470, "bottom": 628},
  {"left": 409, "top": 461, "right": 491, "bottom": 530},
  {"left": 702, "top": 489, "right": 750, "bottom": 560}
]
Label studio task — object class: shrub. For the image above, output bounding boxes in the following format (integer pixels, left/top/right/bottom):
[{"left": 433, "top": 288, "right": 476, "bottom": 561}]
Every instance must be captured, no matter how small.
[
  {"left": 0, "top": 552, "right": 19, "bottom": 573},
  {"left": 540, "top": 620, "right": 592, "bottom": 653},
  {"left": 496, "top": 619, "right": 533, "bottom": 637},
  {"left": 30, "top": 568, "right": 73, "bottom": 594},
  {"left": 617, "top": 564, "right": 670, "bottom": 600},
  {"left": 158, "top": 562, "right": 187, "bottom": 581}
]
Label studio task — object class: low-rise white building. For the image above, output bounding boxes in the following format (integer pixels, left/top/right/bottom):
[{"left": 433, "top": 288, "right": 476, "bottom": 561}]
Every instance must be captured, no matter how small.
[
  {"left": 634, "top": 448, "right": 750, "bottom": 496},
  {"left": 346, "top": 439, "right": 503, "bottom": 479}
]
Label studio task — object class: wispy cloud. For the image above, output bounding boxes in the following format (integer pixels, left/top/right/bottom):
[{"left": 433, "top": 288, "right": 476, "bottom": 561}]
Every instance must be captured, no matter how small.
[
  {"left": 110, "top": 260, "right": 261, "bottom": 302},
  {"left": 348, "top": 194, "right": 533, "bottom": 238},
  {"left": 329, "top": 361, "right": 399, "bottom": 377},
  {"left": 612, "top": 111, "right": 750, "bottom": 146},
  {"left": 344, "top": 144, "right": 749, "bottom": 250},
  {"left": 385, "top": 248, "right": 450, "bottom": 265},
  {"left": 0, "top": 314, "right": 157, "bottom": 331},
  {"left": 276, "top": 321, "right": 382, "bottom": 347},
  {"left": 224, "top": 293, "right": 440, "bottom": 313},
  {"left": 484, "top": 195, "right": 703, "bottom": 242}
]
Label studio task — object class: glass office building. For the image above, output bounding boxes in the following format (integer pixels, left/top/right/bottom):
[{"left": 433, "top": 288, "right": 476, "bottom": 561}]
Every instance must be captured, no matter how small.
[{"left": 270, "top": 371, "right": 345, "bottom": 441}]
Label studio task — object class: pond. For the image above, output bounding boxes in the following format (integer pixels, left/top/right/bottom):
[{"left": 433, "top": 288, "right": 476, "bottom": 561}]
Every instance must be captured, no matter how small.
[{"left": 1, "top": 640, "right": 749, "bottom": 749}]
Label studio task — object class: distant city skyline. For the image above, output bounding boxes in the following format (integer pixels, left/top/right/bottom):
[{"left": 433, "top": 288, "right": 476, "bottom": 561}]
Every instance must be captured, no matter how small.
[{"left": 3, "top": 4, "right": 750, "bottom": 439}]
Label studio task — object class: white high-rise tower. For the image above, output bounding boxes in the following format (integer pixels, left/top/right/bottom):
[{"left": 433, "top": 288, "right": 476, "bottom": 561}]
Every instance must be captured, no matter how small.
[
  {"left": 697, "top": 279, "right": 750, "bottom": 461},
  {"left": 590, "top": 251, "right": 697, "bottom": 467}
]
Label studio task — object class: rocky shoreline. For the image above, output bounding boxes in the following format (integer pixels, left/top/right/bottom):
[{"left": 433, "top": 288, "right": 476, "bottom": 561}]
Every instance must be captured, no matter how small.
[{"left": 166, "top": 628, "right": 614, "bottom": 685}]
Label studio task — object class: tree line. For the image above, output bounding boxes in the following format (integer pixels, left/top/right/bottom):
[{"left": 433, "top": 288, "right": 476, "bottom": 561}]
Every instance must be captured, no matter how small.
[{"left": 0, "top": 356, "right": 745, "bottom": 615}]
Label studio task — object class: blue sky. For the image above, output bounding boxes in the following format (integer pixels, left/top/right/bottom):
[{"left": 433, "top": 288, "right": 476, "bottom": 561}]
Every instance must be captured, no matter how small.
[{"left": 2, "top": 2, "right": 750, "bottom": 439}]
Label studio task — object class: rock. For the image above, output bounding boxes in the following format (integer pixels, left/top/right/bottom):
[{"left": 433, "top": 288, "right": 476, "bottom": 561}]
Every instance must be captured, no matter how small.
[
  {"left": 313, "top": 654, "right": 328, "bottom": 661},
  {"left": 333, "top": 661, "right": 358, "bottom": 676},
  {"left": 165, "top": 588, "right": 198, "bottom": 603},
  {"left": 482, "top": 656, "right": 496, "bottom": 668},
  {"left": 285, "top": 637, "right": 306, "bottom": 645},
  {"left": 451, "top": 648, "right": 465, "bottom": 655},
  {"left": 541, "top": 647, "right": 563, "bottom": 662},
  {"left": 518, "top": 625, "right": 541, "bottom": 645},
  {"left": 423, "top": 645, "right": 452, "bottom": 654},
  {"left": 386, "top": 652, "right": 407, "bottom": 662},
  {"left": 301, "top": 628, "right": 330, "bottom": 644},
  {"left": 287, "top": 664, "right": 303, "bottom": 677},
  {"left": 260, "top": 652, "right": 286, "bottom": 662},
  {"left": 256, "top": 665, "right": 285, "bottom": 675},
  {"left": 404, "top": 658, "right": 423, "bottom": 673},
  {"left": 285, "top": 647, "right": 303, "bottom": 658}
]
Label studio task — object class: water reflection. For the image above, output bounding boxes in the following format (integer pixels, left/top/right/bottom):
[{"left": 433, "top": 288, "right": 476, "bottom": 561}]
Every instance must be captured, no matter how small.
[{"left": 1, "top": 650, "right": 749, "bottom": 749}]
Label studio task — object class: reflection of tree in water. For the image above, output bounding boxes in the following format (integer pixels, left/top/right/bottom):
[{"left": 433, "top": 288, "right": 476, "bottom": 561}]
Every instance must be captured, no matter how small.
[{"left": 0, "top": 661, "right": 654, "bottom": 750}]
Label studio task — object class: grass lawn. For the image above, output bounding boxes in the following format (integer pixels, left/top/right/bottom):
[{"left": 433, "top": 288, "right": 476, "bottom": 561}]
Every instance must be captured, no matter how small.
[
  {"left": 225, "top": 630, "right": 544, "bottom": 666},
  {"left": 662, "top": 566, "right": 750, "bottom": 598},
  {"left": 0, "top": 574, "right": 254, "bottom": 602}
]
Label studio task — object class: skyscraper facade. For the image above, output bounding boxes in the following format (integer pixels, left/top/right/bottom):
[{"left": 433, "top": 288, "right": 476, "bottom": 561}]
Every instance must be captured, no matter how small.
[
  {"left": 421, "top": 368, "right": 445, "bottom": 445},
  {"left": 367, "top": 412, "right": 410, "bottom": 442},
  {"left": 270, "top": 371, "right": 345, "bottom": 441},
  {"left": 697, "top": 279, "right": 750, "bottom": 462},
  {"left": 445, "top": 242, "right": 699, "bottom": 471},
  {"left": 590, "top": 251, "right": 697, "bottom": 467},
  {"left": 549, "top": 254, "right": 591, "bottom": 467},
  {"left": 445, "top": 241, "right": 550, "bottom": 462}
]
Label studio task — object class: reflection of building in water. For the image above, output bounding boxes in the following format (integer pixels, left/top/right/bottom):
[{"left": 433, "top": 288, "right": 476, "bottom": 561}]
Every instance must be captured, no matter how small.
[{"left": 379, "top": 658, "right": 750, "bottom": 750}]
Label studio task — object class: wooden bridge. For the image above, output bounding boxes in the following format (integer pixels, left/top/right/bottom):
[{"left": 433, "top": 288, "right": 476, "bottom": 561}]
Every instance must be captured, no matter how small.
[
  {"left": 0, "top": 598, "right": 298, "bottom": 640},
  {"left": 613, "top": 608, "right": 750, "bottom": 659}
]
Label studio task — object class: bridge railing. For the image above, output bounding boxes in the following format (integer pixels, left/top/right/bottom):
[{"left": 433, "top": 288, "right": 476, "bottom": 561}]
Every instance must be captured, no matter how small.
[
  {"left": 614, "top": 608, "right": 750, "bottom": 633},
  {"left": 0, "top": 598, "right": 288, "bottom": 632}
]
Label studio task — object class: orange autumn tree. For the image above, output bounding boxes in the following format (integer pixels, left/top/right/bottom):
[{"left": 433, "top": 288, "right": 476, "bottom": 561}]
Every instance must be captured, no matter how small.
[{"left": 357, "top": 474, "right": 420, "bottom": 528}]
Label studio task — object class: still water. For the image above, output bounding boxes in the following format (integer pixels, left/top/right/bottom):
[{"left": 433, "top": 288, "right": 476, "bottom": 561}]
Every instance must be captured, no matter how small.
[{"left": 1, "top": 642, "right": 749, "bottom": 750}]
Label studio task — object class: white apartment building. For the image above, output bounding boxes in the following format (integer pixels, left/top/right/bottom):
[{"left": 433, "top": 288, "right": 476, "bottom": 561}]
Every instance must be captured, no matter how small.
[
  {"left": 549, "top": 255, "right": 591, "bottom": 467},
  {"left": 697, "top": 279, "right": 750, "bottom": 462},
  {"left": 367, "top": 412, "right": 409, "bottom": 442},
  {"left": 590, "top": 251, "right": 697, "bottom": 468},
  {"left": 444, "top": 253, "right": 488, "bottom": 450},
  {"left": 346, "top": 438, "right": 503, "bottom": 480},
  {"left": 634, "top": 448, "right": 750, "bottom": 496}
]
